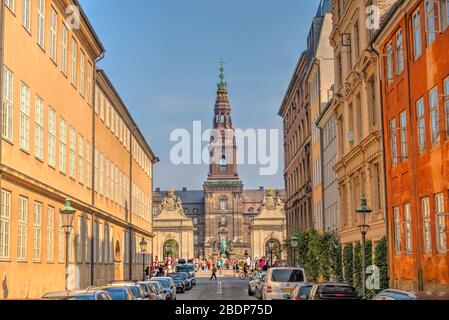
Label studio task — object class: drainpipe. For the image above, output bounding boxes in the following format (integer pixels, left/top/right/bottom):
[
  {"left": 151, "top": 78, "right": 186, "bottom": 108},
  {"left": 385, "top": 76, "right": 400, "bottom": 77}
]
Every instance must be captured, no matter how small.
[
  {"left": 91, "top": 51, "right": 105, "bottom": 286},
  {"left": 369, "top": 41, "right": 391, "bottom": 287}
]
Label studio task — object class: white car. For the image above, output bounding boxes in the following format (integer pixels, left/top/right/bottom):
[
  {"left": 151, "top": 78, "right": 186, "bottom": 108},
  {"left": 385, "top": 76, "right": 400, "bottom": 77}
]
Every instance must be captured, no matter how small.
[
  {"left": 248, "top": 271, "right": 266, "bottom": 296},
  {"left": 262, "top": 267, "right": 307, "bottom": 300}
]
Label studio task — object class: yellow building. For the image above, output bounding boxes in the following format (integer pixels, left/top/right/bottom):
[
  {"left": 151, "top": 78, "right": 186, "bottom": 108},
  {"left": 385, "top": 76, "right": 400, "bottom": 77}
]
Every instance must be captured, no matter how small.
[{"left": 0, "top": 0, "right": 157, "bottom": 299}]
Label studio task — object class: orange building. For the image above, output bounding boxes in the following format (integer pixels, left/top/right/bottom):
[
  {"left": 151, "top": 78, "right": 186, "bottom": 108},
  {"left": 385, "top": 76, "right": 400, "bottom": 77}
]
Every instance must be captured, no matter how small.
[
  {"left": 374, "top": 0, "right": 449, "bottom": 293},
  {"left": 0, "top": 0, "right": 157, "bottom": 299}
]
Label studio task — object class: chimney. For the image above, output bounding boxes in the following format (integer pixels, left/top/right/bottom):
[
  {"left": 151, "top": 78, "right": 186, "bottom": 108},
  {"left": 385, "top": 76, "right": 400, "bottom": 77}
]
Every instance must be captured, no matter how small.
[{"left": 182, "top": 187, "right": 187, "bottom": 192}]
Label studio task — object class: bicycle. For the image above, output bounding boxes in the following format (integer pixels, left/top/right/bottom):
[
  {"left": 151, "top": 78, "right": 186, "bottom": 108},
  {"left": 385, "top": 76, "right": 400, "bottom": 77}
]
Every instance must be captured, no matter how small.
[{"left": 239, "top": 271, "right": 249, "bottom": 280}]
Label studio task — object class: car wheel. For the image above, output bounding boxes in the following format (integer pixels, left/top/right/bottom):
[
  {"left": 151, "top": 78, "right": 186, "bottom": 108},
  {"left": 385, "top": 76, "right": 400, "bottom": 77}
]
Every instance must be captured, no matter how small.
[
  {"left": 248, "top": 286, "right": 254, "bottom": 296},
  {"left": 181, "top": 286, "right": 185, "bottom": 293}
]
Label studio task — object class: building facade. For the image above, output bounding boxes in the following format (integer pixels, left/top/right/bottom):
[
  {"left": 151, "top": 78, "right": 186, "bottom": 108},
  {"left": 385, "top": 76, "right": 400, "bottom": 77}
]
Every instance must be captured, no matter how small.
[
  {"left": 374, "top": 0, "right": 449, "bottom": 293},
  {"left": 329, "top": 0, "right": 392, "bottom": 249},
  {"left": 0, "top": 0, "right": 157, "bottom": 299},
  {"left": 278, "top": 52, "right": 312, "bottom": 237},
  {"left": 306, "top": 0, "right": 334, "bottom": 232}
]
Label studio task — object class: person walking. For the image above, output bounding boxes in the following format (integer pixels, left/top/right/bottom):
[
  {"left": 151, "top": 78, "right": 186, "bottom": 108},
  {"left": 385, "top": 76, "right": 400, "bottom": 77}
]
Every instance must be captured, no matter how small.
[{"left": 210, "top": 264, "right": 218, "bottom": 281}]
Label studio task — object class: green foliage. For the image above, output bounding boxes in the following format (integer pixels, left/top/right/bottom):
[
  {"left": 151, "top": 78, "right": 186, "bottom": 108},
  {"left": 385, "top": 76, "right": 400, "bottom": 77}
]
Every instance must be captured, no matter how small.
[
  {"left": 343, "top": 243, "right": 353, "bottom": 285},
  {"left": 353, "top": 242, "right": 362, "bottom": 294},
  {"left": 375, "top": 236, "right": 389, "bottom": 292}
]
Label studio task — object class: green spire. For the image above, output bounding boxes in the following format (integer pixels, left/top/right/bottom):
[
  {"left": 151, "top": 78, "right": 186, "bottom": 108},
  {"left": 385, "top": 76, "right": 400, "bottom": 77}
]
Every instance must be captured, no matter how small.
[{"left": 217, "top": 58, "right": 227, "bottom": 90}]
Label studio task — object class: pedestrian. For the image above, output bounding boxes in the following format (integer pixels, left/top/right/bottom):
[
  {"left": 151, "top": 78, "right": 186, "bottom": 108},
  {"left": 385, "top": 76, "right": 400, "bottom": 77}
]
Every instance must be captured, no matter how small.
[
  {"left": 144, "top": 266, "right": 150, "bottom": 279},
  {"left": 210, "top": 264, "right": 218, "bottom": 281}
]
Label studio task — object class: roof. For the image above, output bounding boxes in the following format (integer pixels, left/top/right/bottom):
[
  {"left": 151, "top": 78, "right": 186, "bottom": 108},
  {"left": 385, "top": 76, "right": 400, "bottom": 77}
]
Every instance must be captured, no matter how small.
[
  {"left": 73, "top": 0, "right": 106, "bottom": 54},
  {"left": 154, "top": 190, "right": 204, "bottom": 204}
]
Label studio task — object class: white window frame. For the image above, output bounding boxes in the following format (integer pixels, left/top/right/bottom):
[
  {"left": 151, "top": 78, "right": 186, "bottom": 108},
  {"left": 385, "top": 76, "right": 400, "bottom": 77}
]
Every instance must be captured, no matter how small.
[
  {"left": 59, "top": 118, "right": 67, "bottom": 173},
  {"left": 79, "top": 51, "right": 85, "bottom": 96},
  {"left": 61, "top": 25, "right": 68, "bottom": 74},
  {"left": 2, "top": 67, "right": 13, "bottom": 142},
  {"left": 422, "top": 197, "right": 432, "bottom": 253},
  {"left": 404, "top": 203, "right": 413, "bottom": 253},
  {"left": 413, "top": 10, "right": 423, "bottom": 60},
  {"left": 70, "top": 39, "right": 77, "bottom": 85},
  {"left": 48, "top": 107, "right": 57, "bottom": 167},
  {"left": 444, "top": 77, "right": 449, "bottom": 137},
  {"left": 394, "top": 206, "right": 401, "bottom": 254},
  {"left": 20, "top": 82, "right": 30, "bottom": 151},
  {"left": 429, "top": 87, "right": 440, "bottom": 145},
  {"left": 22, "top": 0, "right": 31, "bottom": 31},
  {"left": 37, "top": 0, "right": 45, "bottom": 48},
  {"left": 69, "top": 127, "right": 76, "bottom": 178},
  {"left": 425, "top": 0, "right": 437, "bottom": 45},
  {"left": 33, "top": 202, "right": 42, "bottom": 261},
  {"left": 396, "top": 30, "right": 404, "bottom": 75},
  {"left": 78, "top": 135, "right": 84, "bottom": 184},
  {"left": 87, "top": 63, "right": 93, "bottom": 105},
  {"left": 17, "top": 196, "right": 28, "bottom": 261},
  {"left": 0, "top": 190, "right": 11, "bottom": 259},
  {"left": 86, "top": 142, "right": 91, "bottom": 189},
  {"left": 435, "top": 193, "right": 447, "bottom": 253},
  {"left": 50, "top": 8, "right": 57, "bottom": 62},
  {"left": 390, "top": 119, "right": 398, "bottom": 166},
  {"left": 58, "top": 215, "right": 64, "bottom": 263},
  {"left": 35, "top": 96, "right": 44, "bottom": 160},
  {"left": 399, "top": 111, "right": 408, "bottom": 160},
  {"left": 417, "top": 97, "right": 426, "bottom": 152},
  {"left": 386, "top": 42, "right": 394, "bottom": 84},
  {"left": 47, "top": 206, "right": 55, "bottom": 262},
  {"left": 5, "top": 0, "right": 15, "bottom": 12}
]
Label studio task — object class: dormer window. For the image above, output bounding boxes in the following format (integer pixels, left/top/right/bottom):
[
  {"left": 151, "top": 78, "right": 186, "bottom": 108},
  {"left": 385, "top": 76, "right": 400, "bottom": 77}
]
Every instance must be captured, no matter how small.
[{"left": 220, "top": 114, "right": 225, "bottom": 123}]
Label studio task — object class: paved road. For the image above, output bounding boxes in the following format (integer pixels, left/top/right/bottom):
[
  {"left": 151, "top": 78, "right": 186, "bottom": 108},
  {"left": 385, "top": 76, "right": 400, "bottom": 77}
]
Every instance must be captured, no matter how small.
[{"left": 177, "top": 272, "right": 258, "bottom": 301}]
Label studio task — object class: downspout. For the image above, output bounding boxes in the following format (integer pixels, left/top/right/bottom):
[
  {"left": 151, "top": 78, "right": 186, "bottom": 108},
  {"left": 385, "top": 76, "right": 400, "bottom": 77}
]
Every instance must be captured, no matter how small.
[
  {"left": 91, "top": 51, "right": 105, "bottom": 286},
  {"left": 370, "top": 40, "right": 391, "bottom": 288}
]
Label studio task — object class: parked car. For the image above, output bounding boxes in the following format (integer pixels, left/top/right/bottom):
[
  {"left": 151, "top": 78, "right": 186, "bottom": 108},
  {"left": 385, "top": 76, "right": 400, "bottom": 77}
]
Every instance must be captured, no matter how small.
[
  {"left": 178, "top": 258, "right": 187, "bottom": 264},
  {"left": 284, "top": 283, "right": 313, "bottom": 300},
  {"left": 42, "top": 290, "right": 111, "bottom": 300},
  {"left": 167, "top": 273, "right": 186, "bottom": 293},
  {"left": 262, "top": 267, "right": 307, "bottom": 300},
  {"left": 176, "top": 264, "right": 196, "bottom": 285},
  {"left": 248, "top": 271, "right": 266, "bottom": 296},
  {"left": 308, "top": 283, "right": 358, "bottom": 300},
  {"left": 152, "top": 278, "right": 176, "bottom": 300},
  {"left": 152, "top": 276, "right": 177, "bottom": 299},
  {"left": 137, "top": 281, "right": 159, "bottom": 300},
  {"left": 177, "top": 272, "right": 193, "bottom": 290},
  {"left": 108, "top": 282, "right": 147, "bottom": 300},
  {"left": 255, "top": 274, "right": 266, "bottom": 300},
  {"left": 373, "top": 289, "right": 417, "bottom": 300},
  {"left": 96, "top": 285, "right": 135, "bottom": 300},
  {"left": 148, "top": 281, "right": 167, "bottom": 300}
]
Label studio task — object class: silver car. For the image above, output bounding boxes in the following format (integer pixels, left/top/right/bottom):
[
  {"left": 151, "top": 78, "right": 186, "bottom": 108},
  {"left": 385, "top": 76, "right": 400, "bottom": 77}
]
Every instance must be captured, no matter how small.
[
  {"left": 152, "top": 276, "right": 177, "bottom": 299},
  {"left": 248, "top": 271, "right": 266, "bottom": 296}
]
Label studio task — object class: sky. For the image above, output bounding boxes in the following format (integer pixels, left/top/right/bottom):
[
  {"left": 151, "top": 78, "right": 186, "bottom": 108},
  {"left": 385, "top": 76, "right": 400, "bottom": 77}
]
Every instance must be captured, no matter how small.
[{"left": 79, "top": 0, "right": 322, "bottom": 190}]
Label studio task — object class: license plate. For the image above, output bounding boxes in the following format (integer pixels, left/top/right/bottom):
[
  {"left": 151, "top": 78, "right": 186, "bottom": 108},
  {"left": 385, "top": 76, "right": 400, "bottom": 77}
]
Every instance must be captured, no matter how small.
[{"left": 282, "top": 288, "right": 293, "bottom": 293}]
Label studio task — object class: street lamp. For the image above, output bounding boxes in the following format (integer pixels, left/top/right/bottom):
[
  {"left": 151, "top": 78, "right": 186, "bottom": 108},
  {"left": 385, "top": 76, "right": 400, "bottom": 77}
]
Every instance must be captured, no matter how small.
[
  {"left": 356, "top": 194, "right": 372, "bottom": 300},
  {"left": 140, "top": 236, "right": 147, "bottom": 280},
  {"left": 268, "top": 238, "right": 275, "bottom": 267},
  {"left": 290, "top": 235, "right": 299, "bottom": 268},
  {"left": 59, "top": 199, "right": 76, "bottom": 292}
]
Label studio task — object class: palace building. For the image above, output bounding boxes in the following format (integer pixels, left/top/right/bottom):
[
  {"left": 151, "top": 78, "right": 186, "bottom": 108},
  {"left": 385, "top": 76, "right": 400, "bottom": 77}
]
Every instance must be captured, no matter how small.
[{"left": 154, "top": 65, "right": 286, "bottom": 261}]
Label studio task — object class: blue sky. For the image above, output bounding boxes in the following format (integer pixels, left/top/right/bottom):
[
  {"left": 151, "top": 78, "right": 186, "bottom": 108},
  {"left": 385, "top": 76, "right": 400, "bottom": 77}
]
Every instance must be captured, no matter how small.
[{"left": 79, "top": 0, "right": 322, "bottom": 190}]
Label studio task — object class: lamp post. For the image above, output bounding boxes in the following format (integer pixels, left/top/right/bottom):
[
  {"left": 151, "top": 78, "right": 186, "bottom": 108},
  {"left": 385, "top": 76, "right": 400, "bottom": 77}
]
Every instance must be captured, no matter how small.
[
  {"left": 140, "top": 237, "right": 147, "bottom": 280},
  {"left": 356, "top": 194, "right": 372, "bottom": 300},
  {"left": 59, "top": 199, "right": 76, "bottom": 292},
  {"left": 290, "top": 235, "right": 299, "bottom": 268},
  {"left": 268, "top": 238, "right": 275, "bottom": 267}
]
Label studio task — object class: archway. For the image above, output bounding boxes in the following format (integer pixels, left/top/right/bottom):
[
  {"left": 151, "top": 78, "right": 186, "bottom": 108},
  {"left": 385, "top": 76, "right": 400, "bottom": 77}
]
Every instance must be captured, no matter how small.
[
  {"left": 163, "top": 240, "right": 179, "bottom": 259},
  {"left": 264, "top": 238, "right": 282, "bottom": 261}
]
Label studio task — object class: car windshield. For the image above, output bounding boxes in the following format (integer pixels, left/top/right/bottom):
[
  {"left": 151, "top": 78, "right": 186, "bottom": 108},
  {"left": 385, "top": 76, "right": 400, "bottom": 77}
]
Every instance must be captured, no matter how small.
[
  {"left": 129, "top": 286, "right": 143, "bottom": 298},
  {"left": 178, "top": 273, "right": 188, "bottom": 279},
  {"left": 299, "top": 286, "right": 312, "bottom": 297},
  {"left": 157, "top": 280, "right": 170, "bottom": 289},
  {"left": 106, "top": 288, "right": 127, "bottom": 300},
  {"left": 271, "top": 269, "right": 304, "bottom": 282},
  {"left": 149, "top": 283, "right": 161, "bottom": 293},
  {"left": 320, "top": 285, "right": 356, "bottom": 295}
]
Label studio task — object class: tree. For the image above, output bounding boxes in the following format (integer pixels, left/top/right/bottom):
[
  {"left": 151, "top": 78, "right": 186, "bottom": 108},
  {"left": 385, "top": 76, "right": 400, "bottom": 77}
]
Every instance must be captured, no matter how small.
[
  {"left": 343, "top": 243, "right": 354, "bottom": 285},
  {"left": 375, "top": 237, "right": 389, "bottom": 292}
]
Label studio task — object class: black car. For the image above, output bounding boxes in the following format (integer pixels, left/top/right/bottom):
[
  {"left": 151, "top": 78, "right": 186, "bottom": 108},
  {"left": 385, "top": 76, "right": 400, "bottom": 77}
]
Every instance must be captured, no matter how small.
[
  {"left": 167, "top": 273, "right": 186, "bottom": 293},
  {"left": 42, "top": 289, "right": 112, "bottom": 300},
  {"left": 176, "top": 264, "right": 196, "bottom": 285},
  {"left": 96, "top": 286, "right": 135, "bottom": 300},
  {"left": 177, "top": 272, "right": 192, "bottom": 290},
  {"left": 308, "top": 283, "right": 359, "bottom": 300},
  {"left": 153, "top": 278, "right": 176, "bottom": 300}
]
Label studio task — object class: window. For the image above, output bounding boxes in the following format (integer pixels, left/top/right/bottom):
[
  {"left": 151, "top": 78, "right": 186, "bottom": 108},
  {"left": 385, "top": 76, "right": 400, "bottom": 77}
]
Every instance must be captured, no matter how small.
[
  {"left": 422, "top": 197, "right": 432, "bottom": 253},
  {"left": 435, "top": 193, "right": 447, "bottom": 253},
  {"left": 78, "top": 136, "right": 84, "bottom": 184},
  {"left": 390, "top": 119, "right": 398, "bottom": 166},
  {"left": 368, "top": 77, "right": 377, "bottom": 128},
  {"left": 2, "top": 67, "right": 13, "bottom": 141},
  {"left": 87, "top": 63, "right": 93, "bottom": 105},
  {"left": 59, "top": 118, "right": 67, "bottom": 173},
  {"left": 69, "top": 128, "right": 76, "bottom": 178},
  {"left": 404, "top": 203, "right": 413, "bottom": 253},
  {"left": 84, "top": 216, "right": 90, "bottom": 262},
  {"left": 413, "top": 10, "right": 422, "bottom": 59},
  {"left": 86, "top": 143, "right": 91, "bottom": 188},
  {"left": 220, "top": 156, "right": 227, "bottom": 172},
  {"left": 445, "top": 77, "right": 449, "bottom": 136},
  {"left": 22, "top": 0, "right": 31, "bottom": 31},
  {"left": 79, "top": 51, "right": 85, "bottom": 96},
  {"left": 37, "top": 0, "right": 45, "bottom": 48},
  {"left": 35, "top": 96, "right": 44, "bottom": 160},
  {"left": 104, "top": 224, "right": 109, "bottom": 264},
  {"left": 93, "top": 221, "right": 98, "bottom": 263},
  {"left": 61, "top": 25, "right": 68, "bottom": 74},
  {"left": 33, "top": 202, "right": 42, "bottom": 261},
  {"left": 220, "top": 216, "right": 227, "bottom": 225},
  {"left": 58, "top": 215, "right": 64, "bottom": 263},
  {"left": 429, "top": 87, "right": 440, "bottom": 145},
  {"left": 5, "top": 0, "right": 14, "bottom": 12},
  {"left": 94, "top": 149, "right": 98, "bottom": 192},
  {"left": 100, "top": 153, "right": 104, "bottom": 194},
  {"left": 396, "top": 30, "right": 404, "bottom": 74},
  {"left": 48, "top": 107, "right": 56, "bottom": 167},
  {"left": 356, "top": 94, "right": 362, "bottom": 140},
  {"left": 417, "top": 98, "right": 426, "bottom": 152},
  {"left": 353, "top": 22, "right": 360, "bottom": 62},
  {"left": 49, "top": 8, "right": 58, "bottom": 62},
  {"left": 105, "top": 159, "right": 110, "bottom": 198},
  {"left": 386, "top": 42, "right": 394, "bottom": 83},
  {"left": 20, "top": 82, "right": 30, "bottom": 151},
  {"left": 47, "top": 206, "right": 55, "bottom": 262},
  {"left": 76, "top": 216, "right": 82, "bottom": 263},
  {"left": 445, "top": 0, "right": 449, "bottom": 28},
  {"left": 18, "top": 196, "right": 28, "bottom": 261},
  {"left": 0, "top": 190, "right": 11, "bottom": 258},
  {"left": 70, "top": 39, "right": 77, "bottom": 85},
  {"left": 426, "top": 0, "right": 436, "bottom": 45},
  {"left": 100, "top": 94, "right": 105, "bottom": 121},
  {"left": 105, "top": 101, "right": 110, "bottom": 127},
  {"left": 394, "top": 207, "right": 401, "bottom": 254},
  {"left": 219, "top": 198, "right": 228, "bottom": 210},
  {"left": 399, "top": 111, "right": 408, "bottom": 160}
]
